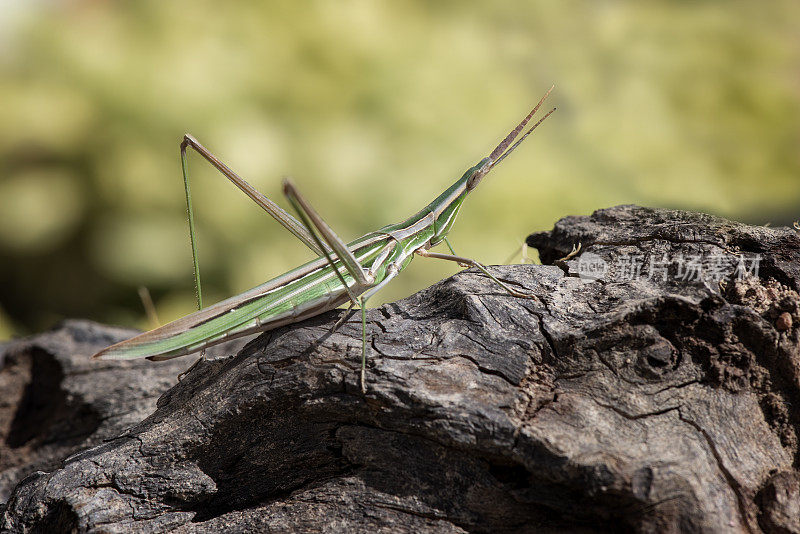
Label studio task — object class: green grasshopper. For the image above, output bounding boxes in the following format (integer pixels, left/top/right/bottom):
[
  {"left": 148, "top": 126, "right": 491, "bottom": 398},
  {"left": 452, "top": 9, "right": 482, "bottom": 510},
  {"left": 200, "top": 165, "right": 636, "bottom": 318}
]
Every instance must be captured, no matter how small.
[{"left": 94, "top": 87, "right": 555, "bottom": 392}]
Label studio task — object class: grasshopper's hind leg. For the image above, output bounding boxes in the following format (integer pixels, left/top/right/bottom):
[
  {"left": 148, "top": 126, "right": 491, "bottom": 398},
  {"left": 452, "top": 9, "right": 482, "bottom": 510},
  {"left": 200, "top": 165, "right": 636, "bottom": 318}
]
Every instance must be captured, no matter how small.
[
  {"left": 180, "top": 139, "right": 204, "bottom": 312},
  {"left": 177, "top": 141, "right": 208, "bottom": 378},
  {"left": 181, "top": 135, "right": 329, "bottom": 257},
  {"left": 177, "top": 137, "right": 333, "bottom": 378}
]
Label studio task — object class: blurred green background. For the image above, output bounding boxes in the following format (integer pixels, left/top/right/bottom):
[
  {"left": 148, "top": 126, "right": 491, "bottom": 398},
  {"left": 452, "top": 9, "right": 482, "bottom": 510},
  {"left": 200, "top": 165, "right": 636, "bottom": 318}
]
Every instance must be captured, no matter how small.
[{"left": 1, "top": 1, "right": 798, "bottom": 339}]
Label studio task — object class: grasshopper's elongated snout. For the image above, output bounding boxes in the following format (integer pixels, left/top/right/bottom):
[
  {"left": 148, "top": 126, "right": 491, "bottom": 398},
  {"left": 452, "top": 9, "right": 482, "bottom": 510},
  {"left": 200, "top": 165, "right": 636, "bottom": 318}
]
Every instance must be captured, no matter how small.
[
  {"left": 426, "top": 86, "right": 556, "bottom": 247},
  {"left": 466, "top": 85, "right": 556, "bottom": 191}
]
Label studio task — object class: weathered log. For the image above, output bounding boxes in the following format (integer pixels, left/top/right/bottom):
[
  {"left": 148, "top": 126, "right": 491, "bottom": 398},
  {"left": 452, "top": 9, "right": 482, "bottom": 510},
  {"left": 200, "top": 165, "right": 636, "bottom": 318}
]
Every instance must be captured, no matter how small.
[{"left": 1, "top": 205, "right": 799, "bottom": 532}]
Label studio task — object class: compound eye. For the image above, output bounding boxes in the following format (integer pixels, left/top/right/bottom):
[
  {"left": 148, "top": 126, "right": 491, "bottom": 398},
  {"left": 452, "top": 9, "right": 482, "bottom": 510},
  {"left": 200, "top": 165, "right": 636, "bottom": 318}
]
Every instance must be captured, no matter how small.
[
  {"left": 466, "top": 158, "right": 492, "bottom": 191},
  {"left": 466, "top": 169, "right": 483, "bottom": 191}
]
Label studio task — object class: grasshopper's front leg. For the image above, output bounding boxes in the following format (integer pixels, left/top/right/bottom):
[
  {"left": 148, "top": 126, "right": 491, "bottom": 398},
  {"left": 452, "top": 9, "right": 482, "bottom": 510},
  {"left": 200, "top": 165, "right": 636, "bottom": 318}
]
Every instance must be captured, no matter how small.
[{"left": 415, "top": 248, "right": 535, "bottom": 299}]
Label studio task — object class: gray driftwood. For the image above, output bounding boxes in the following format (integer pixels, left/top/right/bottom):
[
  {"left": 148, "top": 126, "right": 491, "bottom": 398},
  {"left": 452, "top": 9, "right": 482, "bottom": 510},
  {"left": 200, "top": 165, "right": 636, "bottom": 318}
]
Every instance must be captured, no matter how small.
[{"left": 2, "top": 205, "right": 800, "bottom": 533}]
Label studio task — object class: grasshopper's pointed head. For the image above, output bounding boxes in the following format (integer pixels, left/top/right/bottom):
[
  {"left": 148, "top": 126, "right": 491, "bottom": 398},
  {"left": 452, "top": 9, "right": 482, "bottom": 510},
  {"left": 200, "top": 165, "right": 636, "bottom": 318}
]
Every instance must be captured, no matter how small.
[
  {"left": 465, "top": 85, "right": 556, "bottom": 192},
  {"left": 427, "top": 87, "right": 556, "bottom": 246}
]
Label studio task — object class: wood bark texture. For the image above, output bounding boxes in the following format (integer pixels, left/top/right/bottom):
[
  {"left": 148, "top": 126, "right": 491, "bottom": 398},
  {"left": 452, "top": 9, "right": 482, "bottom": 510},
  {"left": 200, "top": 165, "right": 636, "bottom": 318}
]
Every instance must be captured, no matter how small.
[{"left": 2, "top": 205, "right": 800, "bottom": 533}]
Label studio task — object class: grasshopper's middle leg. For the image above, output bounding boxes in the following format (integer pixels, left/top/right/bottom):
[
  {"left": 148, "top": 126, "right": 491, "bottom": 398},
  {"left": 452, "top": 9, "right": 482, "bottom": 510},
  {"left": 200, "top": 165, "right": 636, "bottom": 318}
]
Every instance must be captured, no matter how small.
[
  {"left": 283, "top": 179, "right": 384, "bottom": 393},
  {"left": 355, "top": 265, "right": 399, "bottom": 392}
]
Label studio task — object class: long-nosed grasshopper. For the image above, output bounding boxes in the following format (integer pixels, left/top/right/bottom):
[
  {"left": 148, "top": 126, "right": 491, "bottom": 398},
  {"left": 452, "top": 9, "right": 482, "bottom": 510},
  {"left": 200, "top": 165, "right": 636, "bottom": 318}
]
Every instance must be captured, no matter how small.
[{"left": 94, "top": 87, "right": 555, "bottom": 392}]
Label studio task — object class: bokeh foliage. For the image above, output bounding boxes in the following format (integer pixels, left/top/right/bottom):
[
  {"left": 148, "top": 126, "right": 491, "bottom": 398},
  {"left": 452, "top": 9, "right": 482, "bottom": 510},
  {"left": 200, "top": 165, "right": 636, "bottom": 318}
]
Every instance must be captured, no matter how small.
[{"left": 1, "top": 1, "right": 798, "bottom": 338}]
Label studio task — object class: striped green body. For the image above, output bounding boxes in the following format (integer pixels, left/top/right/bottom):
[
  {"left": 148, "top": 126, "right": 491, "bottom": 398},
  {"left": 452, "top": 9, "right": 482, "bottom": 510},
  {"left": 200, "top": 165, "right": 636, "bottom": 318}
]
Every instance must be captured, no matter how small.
[
  {"left": 93, "top": 88, "right": 555, "bottom": 363},
  {"left": 94, "top": 163, "right": 478, "bottom": 361}
]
